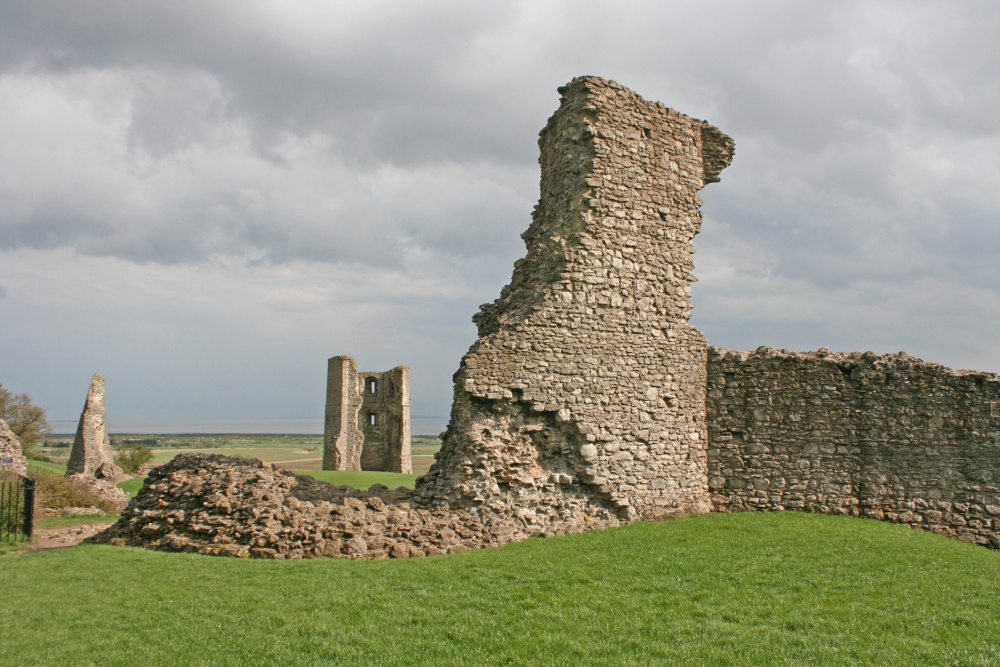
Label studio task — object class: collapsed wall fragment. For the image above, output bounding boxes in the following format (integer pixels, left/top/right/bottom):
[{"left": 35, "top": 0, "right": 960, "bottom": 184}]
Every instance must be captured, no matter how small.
[
  {"left": 66, "top": 373, "right": 129, "bottom": 511},
  {"left": 67, "top": 374, "right": 126, "bottom": 483},
  {"left": 91, "top": 453, "right": 617, "bottom": 558},
  {"left": 417, "top": 76, "right": 733, "bottom": 520}
]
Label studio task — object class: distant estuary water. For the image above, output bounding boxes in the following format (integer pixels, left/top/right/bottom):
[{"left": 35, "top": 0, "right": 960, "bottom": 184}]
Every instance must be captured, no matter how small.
[{"left": 48, "top": 416, "right": 449, "bottom": 437}]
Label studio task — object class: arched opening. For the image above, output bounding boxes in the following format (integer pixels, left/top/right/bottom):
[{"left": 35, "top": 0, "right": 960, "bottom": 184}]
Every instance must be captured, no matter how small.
[
  {"left": 368, "top": 378, "right": 378, "bottom": 395},
  {"left": 367, "top": 412, "right": 377, "bottom": 428}
]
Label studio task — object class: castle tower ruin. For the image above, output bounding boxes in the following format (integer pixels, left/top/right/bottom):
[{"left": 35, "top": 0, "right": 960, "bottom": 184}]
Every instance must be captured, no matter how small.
[
  {"left": 417, "top": 76, "right": 733, "bottom": 520},
  {"left": 323, "top": 356, "right": 411, "bottom": 474}
]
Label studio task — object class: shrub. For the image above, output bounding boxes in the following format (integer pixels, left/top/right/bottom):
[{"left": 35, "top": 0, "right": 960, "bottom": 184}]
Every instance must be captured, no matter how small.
[
  {"left": 113, "top": 441, "right": 154, "bottom": 474},
  {"left": 28, "top": 472, "right": 119, "bottom": 513}
]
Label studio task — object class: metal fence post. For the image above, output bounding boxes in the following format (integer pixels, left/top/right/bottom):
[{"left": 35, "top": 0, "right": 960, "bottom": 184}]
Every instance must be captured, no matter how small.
[{"left": 23, "top": 477, "right": 35, "bottom": 539}]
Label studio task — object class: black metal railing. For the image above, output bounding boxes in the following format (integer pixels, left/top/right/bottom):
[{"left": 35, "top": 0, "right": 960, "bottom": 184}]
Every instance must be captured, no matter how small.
[{"left": 1, "top": 474, "right": 34, "bottom": 542}]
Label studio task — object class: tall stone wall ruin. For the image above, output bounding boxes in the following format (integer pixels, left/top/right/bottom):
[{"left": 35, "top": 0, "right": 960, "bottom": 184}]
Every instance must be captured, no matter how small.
[
  {"left": 67, "top": 373, "right": 126, "bottom": 482},
  {"left": 0, "top": 418, "right": 28, "bottom": 477},
  {"left": 323, "top": 356, "right": 411, "bottom": 474},
  {"left": 707, "top": 347, "right": 1000, "bottom": 547},
  {"left": 417, "top": 76, "right": 734, "bottom": 521}
]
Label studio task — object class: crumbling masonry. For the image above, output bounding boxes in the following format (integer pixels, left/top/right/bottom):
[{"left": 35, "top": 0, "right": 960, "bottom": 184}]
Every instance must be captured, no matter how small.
[{"left": 67, "top": 373, "right": 126, "bottom": 483}]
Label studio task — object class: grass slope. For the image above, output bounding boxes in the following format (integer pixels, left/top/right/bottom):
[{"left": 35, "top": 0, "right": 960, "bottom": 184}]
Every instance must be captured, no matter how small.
[
  {"left": 2, "top": 512, "right": 998, "bottom": 666},
  {"left": 26, "top": 458, "right": 68, "bottom": 476},
  {"left": 117, "top": 477, "right": 146, "bottom": 497}
]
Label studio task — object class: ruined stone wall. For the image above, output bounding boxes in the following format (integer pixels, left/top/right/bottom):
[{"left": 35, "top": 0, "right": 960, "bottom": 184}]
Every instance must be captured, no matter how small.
[
  {"left": 418, "top": 76, "right": 733, "bottom": 520},
  {"left": 0, "top": 418, "right": 27, "bottom": 477},
  {"left": 359, "top": 366, "right": 411, "bottom": 474},
  {"left": 323, "top": 356, "right": 363, "bottom": 470},
  {"left": 323, "top": 356, "right": 411, "bottom": 474},
  {"left": 67, "top": 373, "right": 125, "bottom": 482},
  {"left": 707, "top": 347, "right": 1000, "bottom": 547}
]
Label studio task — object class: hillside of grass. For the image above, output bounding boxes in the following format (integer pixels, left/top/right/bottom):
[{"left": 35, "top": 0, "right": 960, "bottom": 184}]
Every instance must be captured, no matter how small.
[
  {"left": 2, "top": 512, "right": 998, "bottom": 666},
  {"left": 26, "top": 457, "right": 68, "bottom": 476}
]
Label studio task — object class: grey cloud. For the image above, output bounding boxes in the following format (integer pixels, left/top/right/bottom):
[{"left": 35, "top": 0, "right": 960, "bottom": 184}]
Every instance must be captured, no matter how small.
[
  {"left": 0, "top": 0, "right": 998, "bottom": 360},
  {"left": 0, "top": 284, "right": 6, "bottom": 299},
  {"left": 0, "top": 1, "right": 538, "bottom": 166}
]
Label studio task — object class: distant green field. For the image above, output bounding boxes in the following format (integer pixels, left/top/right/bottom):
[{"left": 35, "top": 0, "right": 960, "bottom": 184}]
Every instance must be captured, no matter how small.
[
  {"left": 33, "top": 434, "right": 441, "bottom": 477},
  {"left": 2, "top": 513, "right": 998, "bottom": 665}
]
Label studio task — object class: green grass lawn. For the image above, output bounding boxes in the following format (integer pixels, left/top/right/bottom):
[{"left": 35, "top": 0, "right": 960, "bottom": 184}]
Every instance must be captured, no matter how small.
[
  {"left": 26, "top": 458, "right": 69, "bottom": 476},
  {"left": 117, "top": 476, "right": 146, "bottom": 497},
  {"left": 38, "top": 434, "right": 442, "bottom": 477},
  {"left": 0, "top": 538, "right": 31, "bottom": 557},
  {"left": 2, "top": 512, "right": 998, "bottom": 666}
]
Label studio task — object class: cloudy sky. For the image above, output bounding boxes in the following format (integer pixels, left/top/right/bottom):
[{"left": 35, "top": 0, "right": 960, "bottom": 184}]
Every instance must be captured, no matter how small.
[{"left": 1, "top": 1, "right": 998, "bottom": 432}]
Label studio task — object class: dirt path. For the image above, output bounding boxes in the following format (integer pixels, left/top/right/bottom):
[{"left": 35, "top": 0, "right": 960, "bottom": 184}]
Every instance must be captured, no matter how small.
[{"left": 31, "top": 521, "right": 116, "bottom": 552}]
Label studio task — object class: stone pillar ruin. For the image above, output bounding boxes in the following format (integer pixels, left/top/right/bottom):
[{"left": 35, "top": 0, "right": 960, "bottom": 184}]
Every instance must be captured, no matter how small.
[
  {"left": 417, "top": 76, "right": 733, "bottom": 520},
  {"left": 323, "top": 356, "right": 411, "bottom": 474},
  {"left": 66, "top": 373, "right": 126, "bottom": 482}
]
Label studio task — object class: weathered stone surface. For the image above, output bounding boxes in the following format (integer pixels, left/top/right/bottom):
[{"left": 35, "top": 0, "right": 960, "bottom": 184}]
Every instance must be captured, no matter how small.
[
  {"left": 707, "top": 347, "right": 1000, "bottom": 548},
  {"left": 323, "top": 356, "right": 411, "bottom": 474},
  {"left": 66, "top": 374, "right": 126, "bottom": 483},
  {"left": 417, "top": 75, "right": 732, "bottom": 520},
  {"left": 64, "top": 473, "right": 130, "bottom": 512},
  {"left": 90, "top": 454, "right": 619, "bottom": 558},
  {"left": 0, "top": 418, "right": 27, "bottom": 476}
]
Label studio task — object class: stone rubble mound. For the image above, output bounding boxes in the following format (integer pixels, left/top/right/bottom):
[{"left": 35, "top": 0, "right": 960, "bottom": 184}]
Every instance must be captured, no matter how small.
[
  {"left": 91, "top": 454, "right": 620, "bottom": 559},
  {"left": 64, "top": 474, "right": 131, "bottom": 513}
]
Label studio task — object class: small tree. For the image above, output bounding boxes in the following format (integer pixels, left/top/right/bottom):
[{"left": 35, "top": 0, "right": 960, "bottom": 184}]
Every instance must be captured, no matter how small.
[
  {"left": 0, "top": 383, "right": 50, "bottom": 456},
  {"left": 113, "top": 440, "right": 155, "bottom": 474}
]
